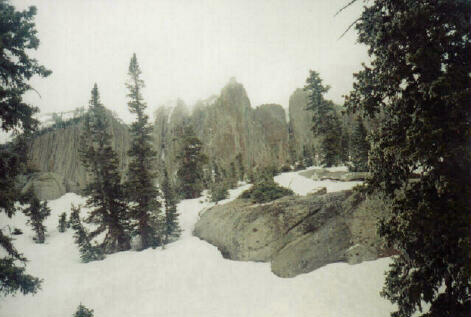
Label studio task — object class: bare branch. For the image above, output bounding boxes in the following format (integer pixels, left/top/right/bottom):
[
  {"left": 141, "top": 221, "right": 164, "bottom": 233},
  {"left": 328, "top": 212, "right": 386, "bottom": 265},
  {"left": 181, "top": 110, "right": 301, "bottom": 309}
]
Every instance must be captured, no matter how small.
[{"left": 334, "top": 0, "right": 359, "bottom": 17}]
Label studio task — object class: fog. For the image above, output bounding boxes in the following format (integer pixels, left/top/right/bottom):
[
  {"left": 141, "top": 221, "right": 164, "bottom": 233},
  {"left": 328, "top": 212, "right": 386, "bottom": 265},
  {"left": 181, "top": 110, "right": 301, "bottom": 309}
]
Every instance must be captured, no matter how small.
[{"left": 12, "top": 0, "right": 368, "bottom": 123}]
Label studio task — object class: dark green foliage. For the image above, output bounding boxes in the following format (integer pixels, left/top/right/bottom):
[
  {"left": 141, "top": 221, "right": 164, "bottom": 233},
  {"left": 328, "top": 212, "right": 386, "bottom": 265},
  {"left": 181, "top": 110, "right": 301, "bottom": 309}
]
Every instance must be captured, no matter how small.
[
  {"left": 58, "top": 212, "right": 67, "bottom": 233},
  {"left": 209, "top": 181, "right": 229, "bottom": 203},
  {"left": 345, "top": 1, "right": 471, "bottom": 316},
  {"left": 0, "top": 0, "right": 50, "bottom": 296},
  {"left": 302, "top": 145, "right": 314, "bottom": 167},
  {"left": 240, "top": 177, "right": 294, "bottom": 204},
  {"left": 0, "top": 1, "right": 51, "bottom": 136},
  {"left": 23, "top": 193, "right": 50, "bottom": 244},
  {"left": 69, "top": 205, "right": 105, "bottom": 263},
  {"left": 235, "top": 153, "right": 245, "bottom": 181},
  {"left": 349, "top": 117, "right": 369, "bottom": 172},
  {"left": 304, "top": 71, "right": 343, "bottom": 167},
  {"left": 340, "top": 129, "right": 350, "bottom": 163},
  {"left": 12, "top": 228, "right": 22, "bottom": 235},
  {"left": 176, "top": 127, "right": 208, "bottom": 199},
  {"left": 228, "top": 161, "right": 238, "bottom": 188},
  {"left": 320, "top": 111, "right": 342, "bottom": 167},
  {"left": 124, "top": 53, "right": 161, "bottom": 250},
  {"left": 161, "top": 169, "right": 181, "bottom": 246},
  {"left": 79, "top": 84, "right": 130, "bottom": 253},
  {"left": 73, "top": 304, "right": 94, "bottom": 317},
  {"left": 0, "top": 256, "right": 41, "bottom": 296}
]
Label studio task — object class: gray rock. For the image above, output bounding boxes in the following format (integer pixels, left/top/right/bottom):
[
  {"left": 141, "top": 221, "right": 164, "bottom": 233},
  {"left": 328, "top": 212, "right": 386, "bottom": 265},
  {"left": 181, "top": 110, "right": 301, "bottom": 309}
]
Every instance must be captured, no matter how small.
[
  {"left": 27, "top": 109, "right": 131, "bottom": 191},
  {"left": 194, "top": 190, "right": 384, "bottom": 277},
  {"left": 345, "top": 244, "right": 378, "bottom": 265},
  {"left": 21, "top": 172, "right": 66, "bottom": 201}
]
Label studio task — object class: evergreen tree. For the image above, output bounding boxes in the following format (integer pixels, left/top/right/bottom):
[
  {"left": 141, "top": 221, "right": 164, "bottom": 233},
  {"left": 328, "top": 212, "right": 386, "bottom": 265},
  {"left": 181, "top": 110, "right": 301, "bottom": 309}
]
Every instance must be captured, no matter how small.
[
  {"left": 124, "top": 53, "right": 161, "bottom": 250},
  {"left": 161, "top": 169, "right": 181, "bottom": 246},
  {"left": 229, "top": 161, "right": 238, "bottom": 188},
  {"left": 345, "top": 1, "right": 471, "bottom": 316},
  {"left": 73, "top": 304, "right": 94, "bottom": 317},
  {"left": 69, "top": 205, "right": 104, "bottom": 263},
  {"left": 176, "top": 126, "right": 208, "bottom": 199},
  {"left": 209, "top": 182, "right": 229, "bottom": 203},
  {"left": 0, "top": 0, "right": 50, "bottom": 296},
  {"left": 340, "top": 129, "right": 350, "bottom": 164},
  {"left": 304, "top": 71, "right": 342, "bottom": 167},
  {"left": 349, "top": 117, "right": 369, "bottom": 172},
  {"left": 58, "top": 212, "right": 67, "bottom": 233},
  {"left": 23, "top": 193, "right": 50, "bottom": 244},
  {"left": 235, "top": 153, "right": 245, "bottom": 181},
  {"left": 319, "top": 111, "right": 342, "bottom": 167},
  {"left": 79, "top": 84, "right": 130, "bottom": 253},
  {"left": 302, "top": 145, "right": 313, "bottom": 167}
]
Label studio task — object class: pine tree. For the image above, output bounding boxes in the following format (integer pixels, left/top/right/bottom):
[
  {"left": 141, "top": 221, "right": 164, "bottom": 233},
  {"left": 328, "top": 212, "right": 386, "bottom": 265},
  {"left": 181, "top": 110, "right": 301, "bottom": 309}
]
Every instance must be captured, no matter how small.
[
  {"left": 302, "top": 145, "right": 313, "bottom": 167},
  {"left": 304, "top": 71, "right": 342, "bottom": 167},
  {"left": 58, "top": 212, "right": 67, "bottom": 233},
  {"left": 176, "top": 126, "right": 208, "bottom": 199},
  {"left": 319, "top": 111, "right": 342, "bottom": 167},
  {"left": 124, "top": 53, "right": 161, "bottom": 250},
  {"left": 344, "top": 1, "right": 471, "bottom": 316},
  {"left": 23, "top": 192, "right": 50, "bottom": 244},
  {"left": 79, "top": 84, "right": 130, "bottom": 253},
  {"left": 340, "top": 129, "right": 350, "bottom": 164},
  {"left": 0, "top": 0, "right": 50, "bottom": 296},
  {"left": 229, "top": 161, "right": 238, "bottom": 188},
  {"left": 235, "top": 153, "right": 245, "bottom": 181},
  {"left": 69, "top": 205, "right": 104, "bottom": 263},
  {"left": 349, "top": 117, "right": 369, "bottom": 172},
  {"left": 161, "top": 169, "right": 181, "bottom": 246},
  {"left": 73, "top": 304, "right": 94, "bottom": 317}
]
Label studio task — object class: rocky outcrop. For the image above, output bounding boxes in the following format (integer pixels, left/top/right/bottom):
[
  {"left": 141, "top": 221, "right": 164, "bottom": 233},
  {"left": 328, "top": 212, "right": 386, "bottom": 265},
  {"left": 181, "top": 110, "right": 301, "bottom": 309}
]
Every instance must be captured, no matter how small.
[
  {"left": 153, "top": 80, "right": 291, "bottom": 177},
  {"left": 253, "top": 104, "right": 289, "bottom": 164},
  {"left": 288, "top": 89, "right": 319, "bottom": 162},
  {"left": 194, "top": 190, "right": 387, "bottom": 278},
  {"left": 27, "top": 110, "right": 131, "bottom": 192},
  {"left": 20, "top": 172, "right": 67, "bottom": 201}
]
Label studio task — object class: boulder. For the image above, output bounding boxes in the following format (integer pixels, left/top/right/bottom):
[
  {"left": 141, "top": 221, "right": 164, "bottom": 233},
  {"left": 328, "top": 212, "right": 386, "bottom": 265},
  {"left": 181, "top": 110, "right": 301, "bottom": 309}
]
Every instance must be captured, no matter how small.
[
  {"left": 194, "top": 190, "right": 386, "bottom": 277},
  {"left": 21, "top": 172, "right": 67, "bottom": 201}
]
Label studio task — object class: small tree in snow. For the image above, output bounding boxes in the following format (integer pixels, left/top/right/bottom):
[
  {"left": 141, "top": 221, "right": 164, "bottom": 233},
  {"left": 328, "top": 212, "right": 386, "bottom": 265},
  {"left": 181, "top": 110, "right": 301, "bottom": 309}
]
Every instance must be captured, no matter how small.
[
  {"left": 73, "top": 304, "right": 94, "bottom": 317},
  {"left": 161, "top": 169, "right": 181, "bottom": 246},
  {"left": 23, "top": 193, "right": 50, "bottom": 244},
  {"left": 69, "top": 205, "right": 104, "bottom": 263},
  {"left": 58, "top": 212, "right": 67, "bottom": 233}
]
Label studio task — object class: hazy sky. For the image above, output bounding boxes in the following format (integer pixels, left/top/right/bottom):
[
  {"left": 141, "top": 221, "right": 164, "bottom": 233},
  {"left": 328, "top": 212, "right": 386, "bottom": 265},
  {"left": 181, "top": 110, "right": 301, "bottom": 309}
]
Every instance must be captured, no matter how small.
[{"left": 12, "top": 0, "right": 368, "bottom": 123}]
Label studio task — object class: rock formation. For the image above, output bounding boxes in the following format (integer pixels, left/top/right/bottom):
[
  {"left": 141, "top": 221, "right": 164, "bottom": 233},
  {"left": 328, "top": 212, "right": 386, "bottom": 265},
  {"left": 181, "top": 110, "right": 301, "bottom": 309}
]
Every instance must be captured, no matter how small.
[
  {"left": 288, "top": 88, "right": 319, "bottom": 162},
  {"left": 153, "top": 80, "right": 291, "bottom": 178},
  {"left": 27, "top": 110, "right": 131, "bottom": 192},
  {"left": 194, "top": 190, "right": 387, "bottom": 278}
]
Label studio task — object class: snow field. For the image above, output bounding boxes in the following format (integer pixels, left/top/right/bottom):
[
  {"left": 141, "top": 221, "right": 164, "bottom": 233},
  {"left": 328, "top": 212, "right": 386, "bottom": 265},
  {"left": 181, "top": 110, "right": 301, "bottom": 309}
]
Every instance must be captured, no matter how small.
[{"left": 0, "top": 169, "right": 394, "bottom": 317}]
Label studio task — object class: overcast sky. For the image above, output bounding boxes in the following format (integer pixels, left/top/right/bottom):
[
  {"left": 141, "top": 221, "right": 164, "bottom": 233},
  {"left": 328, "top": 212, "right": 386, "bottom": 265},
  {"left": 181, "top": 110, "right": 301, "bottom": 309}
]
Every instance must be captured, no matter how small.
[{"left": 12, "top": 0, "right": 368, "bottom": 123}]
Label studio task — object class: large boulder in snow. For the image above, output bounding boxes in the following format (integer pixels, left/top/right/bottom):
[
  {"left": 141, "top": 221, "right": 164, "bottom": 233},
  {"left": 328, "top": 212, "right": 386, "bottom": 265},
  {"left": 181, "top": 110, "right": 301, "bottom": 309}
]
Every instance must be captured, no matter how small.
[
  {"left": 194, "top": 190, "right": 388, "bottom": 277},
  {"left": 21, "top": 172, "right": 67, "bottom": 201}
]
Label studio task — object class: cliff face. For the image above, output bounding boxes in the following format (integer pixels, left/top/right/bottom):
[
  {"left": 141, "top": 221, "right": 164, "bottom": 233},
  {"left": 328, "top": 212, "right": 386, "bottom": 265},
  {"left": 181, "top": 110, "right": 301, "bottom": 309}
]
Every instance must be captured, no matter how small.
[
  {"left": 154, "top": 80, "right": 291, "bottom": 177},
  {"left": 27, "top": 112, "right": 131, "bottom": 192},
  {"left": 288, "top": 88, "right": 319, "bottom": 161},
  {"left": 27, "top": 81, "right": 320, "bottom": 193}
]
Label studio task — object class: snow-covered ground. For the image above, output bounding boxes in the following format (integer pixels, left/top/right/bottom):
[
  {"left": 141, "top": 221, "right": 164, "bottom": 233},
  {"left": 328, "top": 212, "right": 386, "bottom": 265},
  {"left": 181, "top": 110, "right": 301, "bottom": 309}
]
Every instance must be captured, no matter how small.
[
  {"left": 0, "top": 168, "right": 394, "bottom": 317},
  {"left": 274, "top": 165, "right": 363, "bottom": 196}
]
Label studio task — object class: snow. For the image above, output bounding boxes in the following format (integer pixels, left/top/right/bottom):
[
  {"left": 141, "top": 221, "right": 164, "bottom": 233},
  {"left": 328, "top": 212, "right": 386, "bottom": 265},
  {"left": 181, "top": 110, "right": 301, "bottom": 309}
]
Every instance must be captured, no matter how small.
[
  {"left": 275, "top": 166, "right": 362, "bottom": 196},
  {"left": 0, "top": 169, "right": 394, "bottom": 317}
]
